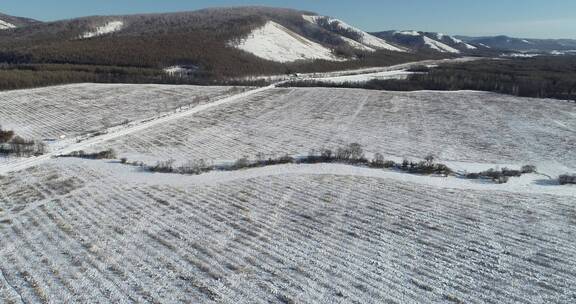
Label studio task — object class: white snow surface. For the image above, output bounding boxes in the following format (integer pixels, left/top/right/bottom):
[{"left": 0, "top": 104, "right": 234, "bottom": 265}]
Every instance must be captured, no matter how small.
[
  {"left": 309, "top": 69, "right": 415, "bottom": 84},
  {"left": 445, "top": 35, "right": 477, "bottom": 49},
  {"left": 423, "top": 36, "right": 461, "bottom": 53},
  {"left": 164, "top": 66, "right": 187, "bottom": 75},
  {"left": 0, "top": 84, "right": 270, "bottom": 174},
  {"left": 395, "top": 31, "right": 476, "bottom": 50},
  {"left": 0, "top": 19, "right": 16, "bottom": 30},
  {"left": 81, "top": 21, "right": 124, "bottom": 39},
  {"left": 339, "top": 35, "right": 376, "bottom": 52},
  {"left": 232, "top": 21, "right": 344, "bottom": 63},
  {"left": 303, "top": 15, "right": 406, "bottom": 52},
  {"left": 396, "top": 30, "right": 421, "bottom": 36},
  {"left": 462, "top": 42, "right": 477, "bottom": 49},
  {"left": 503, "top": 53, "right": 540, "bottom": 58},
  {"left": 0, "top": 75, "right": 575, "bottom": 302}
]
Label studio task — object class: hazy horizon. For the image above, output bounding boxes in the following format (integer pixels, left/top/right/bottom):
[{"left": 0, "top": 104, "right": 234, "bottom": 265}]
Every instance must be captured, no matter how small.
[{"left": 2, "top": 0, "right": 576, "bottom": 39}]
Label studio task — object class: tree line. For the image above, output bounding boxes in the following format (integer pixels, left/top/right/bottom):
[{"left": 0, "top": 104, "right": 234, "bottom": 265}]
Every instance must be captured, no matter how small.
[{"left": 283, "top": 56, "right": 576, "bottom": 101}]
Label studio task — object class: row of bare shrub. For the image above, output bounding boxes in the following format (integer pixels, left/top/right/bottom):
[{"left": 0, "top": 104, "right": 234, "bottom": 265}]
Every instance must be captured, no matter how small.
[
  {"left": 559, "top": 174, "right": 576, "bottom": 185},
  {"left": 59, "top": 146, "right": 576, "bottom": 187},
  {"left": 0, "top": 126, "right": 47, "bottom": 157},
  {"left": 464, "top": 165, "right": 537, "bottom": 184},
  {"left": 132, "top": 143, "right": 453, "bottom": 177},
  {"left": 57, "top": 144, "right": 576, "bottom": 188},
  {"left": 60, "top": 149, "right": 116, "bottom": 160}
]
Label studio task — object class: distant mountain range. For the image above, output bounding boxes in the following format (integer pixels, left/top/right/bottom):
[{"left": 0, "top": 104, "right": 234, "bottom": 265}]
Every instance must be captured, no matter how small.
[
  {"left": 0, "top": 7, "right": 438, "bottom": 78},
  {"left": 456, "top": 35, "right": 576, "bottom": 53},
  {"left": 372, "top": 30, "right": 576, "bottom": 55},
  {"left": 372, "top": 31, "right": 477, "bottom": 54},
  {"left": 0, "top": 7, "right": 574, "bottom": 79}
]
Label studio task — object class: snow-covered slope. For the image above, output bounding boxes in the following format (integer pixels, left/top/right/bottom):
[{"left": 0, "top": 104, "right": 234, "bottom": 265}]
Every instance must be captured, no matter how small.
[
  {"left": 339, "top": 35, "right": 375, "bottom": 52},
  {"left": 462, "top": 35, "right": 576, "bottom": 52},
  {"left": 396, "top": 30, "right": 420, "bottom": 36},
  {"left": 0, "top": 19, "right": 16, "bottom": 30},
  {"left": 436, "top": 33, "right": 477, "bottom": 50},
  {"left": 81, "top": 21, "right": 124, "bottom": 39},
  {"left": 232, "top": 21, "right": 344, "bottom": 63},
  {"left": 375, "top": 30, "right": 482, "bottom": 54},
  {"left": 303, "top": 15, "right": 406, "bottom": 52},
  {"left": 423, "top": 36, "right": 460, "bottom": 53}
]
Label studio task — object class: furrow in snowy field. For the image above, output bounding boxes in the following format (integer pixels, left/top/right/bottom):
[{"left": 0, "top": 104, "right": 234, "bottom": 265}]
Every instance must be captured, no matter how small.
[
  {"left": 87, "top": 88, "right": 576, "bottom": 177},
  {"left": 0, "top": 84, "right": 273, "bottom": 174},
  {"left": 0, "top": 162, "right": 574, "bottom": 303}
]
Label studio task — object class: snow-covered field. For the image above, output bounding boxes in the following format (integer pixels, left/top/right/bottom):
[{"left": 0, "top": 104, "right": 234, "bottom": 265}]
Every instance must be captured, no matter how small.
[
  {"left": 0, "top": 158, "right": 575, "bottom": 303},
  {"left": 93, "top": 88, "right": 576, "bottom": 177},
  {"left": 0, "top": 83, "right": 575, "bottom": 303},
  {"left": 0, "top": 83, "right": 245, "bottom": 141}
]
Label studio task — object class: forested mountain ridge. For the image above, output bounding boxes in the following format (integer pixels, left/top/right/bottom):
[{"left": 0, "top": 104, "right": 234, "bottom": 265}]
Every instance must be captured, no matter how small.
[
  {"left": 0, "top": 7, "right": 435, "bottom": 78},
  {"left": 0, "top": 12, "right": 40, "bottom": 29}
]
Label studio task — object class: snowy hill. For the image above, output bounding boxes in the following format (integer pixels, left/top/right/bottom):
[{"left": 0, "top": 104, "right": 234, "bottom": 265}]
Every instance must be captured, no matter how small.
[
  {"left": 459, "top": 35, "right": 576, "bottom": 52},
  {"left": 422, "top": 36, "right": 460, "bottom": 54},
  {"left": 373, "top": 30, "right": 478, "bottom": 54},
  {"left": 232, "top": 13, "right": 409, "bottom": 63},
  {"left": 0, "top": 12, "right": 40, "bottom": 29},
  {"left": 303, "top": 15, "right": 406, "bottom": 52},
  {"left": 231, "top": 21, "right": 344, "bottom": 63},
  {"left": 0, "top": 7, "right": 445, "bottom": 79},
  {"left": 433, "top": 33, "right": 477, "bottom": 50}
]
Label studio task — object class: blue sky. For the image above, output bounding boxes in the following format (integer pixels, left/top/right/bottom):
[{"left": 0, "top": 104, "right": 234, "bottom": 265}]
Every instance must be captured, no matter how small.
[{"left": 3, "top": 0, "right": 575, "bottom": 38}]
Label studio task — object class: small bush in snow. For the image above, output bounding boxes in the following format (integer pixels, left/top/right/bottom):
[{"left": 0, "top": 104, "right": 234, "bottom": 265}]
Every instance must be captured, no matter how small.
[
  {"left": 521, "top": 165, "right": 537, "bottom": 174},
  {"left": 177, "top": 159, "right": 212, "bottom": 175},
  {"left": 334, "top": 143, "right": 365, "bottom": 163},
  {"left": 0, "top": 127, "right": 15, "bottom": 144},
  {"left": 320, "top": 148, "right": 333, "bottom": 162},
  {"left": 369, "top": 153, "right": 386, "bottom": 168},
  {"left": 383, "top": 160, "right": 396, "bottom": 168},
  {"left": 407, "top": 160, "right": 452, "bottom": 175},
  {"left": 401, "top": 159, "right": 410, "bottom": 169},
  {"left": 464, "top": 167, "right": 528, "bottom": 184},
  {"left": 232, "top": 157, "right": 251, "bottom": 170},
  {"left": 501, "top": 168, "right": 522, "bottom": 177},
  {"left": 348, "top": 143, "right": 365, "bottom": 161},
  {"left": 150, "top": 159, "right": 175, "bottom": 173},
  {"left": 495, "top": 176, "right": 510, "bottom": 184},
  {"left": 559, "top": 174, "right": 576, "bottom": 185}
]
